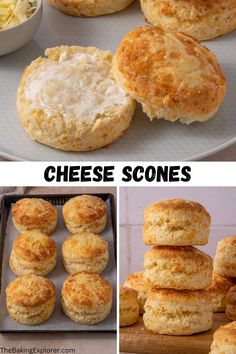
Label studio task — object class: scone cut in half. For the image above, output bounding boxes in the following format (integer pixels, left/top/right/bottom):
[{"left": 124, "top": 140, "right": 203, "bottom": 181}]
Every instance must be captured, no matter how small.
[
  {"left": 48, "top": 0, "right": 135, "bottom": 17},
  {"left": 62, "top": 195, "right": 107, "bottom": 234},
  {"left": 124, "top": 271, "right": 153, "bottom": 314},
  {"left": 143, "top": 246, "right": 213, "bottom": 290},
  {"left": 214, "top": 236, "right": 236, "bottom": 277},
  {"left": 120, "top": 286, "right": 139, "bottom": 327},
  {"left": 143, "top": 198, "right": 211, "bottom": 246},
  {"left": 12, "top": 198, "right": 58, "bottom": 235},
  {"left": 226, "top": 285, "right": 236, "bottom": 321},
  {"left": 143, "top": 288, "right": 213, "bottom": 335},
  {"left": 10, "top": 230, "right": 57, "bottom": 276},
  {"left": 209, "top": 321, "right": 236, "bottom": 354},
  {"left": 62, "top": 232, "right": 109, "bottom": 274},
  {"left": 140, "top": 0, "right": 236, "bottom": 41},
  {"left": 61, "top": 272, "right": 112, "bottom": 324},
  {"left": 206, "top": 272, "right": 235, "bottom": 313},
  {"left": 112, "top": 26, "right": 226, "bottom": 124},
  {"left": 17, "top": 46, "right": 135, "bottom": 152},
  {"left": 6, "top": 275, "right": 56, "bottom": 325}
]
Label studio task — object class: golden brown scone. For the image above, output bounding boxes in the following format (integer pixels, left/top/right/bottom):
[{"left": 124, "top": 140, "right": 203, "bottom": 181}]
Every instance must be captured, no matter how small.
[
  {"left": 9, "top": 230, "right": 57, "bottom": 276},
  {"left": 17, "top": 46, "right": 135, "bottom": 152},
  {"left": 209, "top": 321, "right": 236, "bottom": 354},
  {"left": 140, "top": 0, "right": 236, "bottom": 41},
  {"left": 120, "top": 286, "right": 139, "bottom": 327},
  {"left": 226, "top": 285, "right": 236, "bottom": 321},
  {"left": 206, "top": 273, "right": 235, "bottom": 313},
  {"left": 6, "top": 275, "right": 56, "bottom": 325},
  {"left": 12, "top": 198, "right": 57, "bottom": 235},
  {"left": 62, "top": 195, "right": 107, "bottom": 234},
  {"left": 214, "top": 236, "right": 236, "bottom": 277},
  {"left": 48, "top": 0, "right": 135, "bottom": 16},
  {"left": 61, "top": 272, "right": 112, "bottom": 324},
  {"left": 143, "top": 198, "right": 211, "bottom": 246},
  {"left": 144, "top": 246, "right": 213, "bottom": 290},
  {"left": 143, "top": 288, "right": 213, "bottom": 335},
  {"left": 62, "top": 232, "right": 109, "bottom": 274},
  {"left": 112, "top": 26, "right": 226, "bottom": 124},
  {"left": 124, "top": 271, "right": 153, "bottom": 314}
]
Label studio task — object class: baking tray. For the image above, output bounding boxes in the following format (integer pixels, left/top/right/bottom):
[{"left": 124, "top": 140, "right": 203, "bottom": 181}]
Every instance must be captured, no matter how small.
[
  {"left": 0, "top": 0, "right": 236, "bottom": 161},
  {"left": 0, "top": 193, "right": 117, "bottom": 333}
]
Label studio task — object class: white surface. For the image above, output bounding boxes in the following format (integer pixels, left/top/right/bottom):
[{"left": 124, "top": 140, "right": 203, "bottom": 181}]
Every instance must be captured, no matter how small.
[
  {"left": 0, "top": 199, "right": 116, "bottom": 332},
  {"left": 0, "top": 0, "right": 43, "bottom": 56},
  {"left": 119, "top": 187, "right": 236, "bottom": 282},
  {"left": 0, "top": 0, "right": 236, "bottom": 161}
]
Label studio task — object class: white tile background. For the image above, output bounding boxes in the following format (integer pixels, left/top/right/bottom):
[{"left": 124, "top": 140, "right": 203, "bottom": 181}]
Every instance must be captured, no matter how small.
[{"left": 120, "top": 187, "right": 236, "bottom": 282}]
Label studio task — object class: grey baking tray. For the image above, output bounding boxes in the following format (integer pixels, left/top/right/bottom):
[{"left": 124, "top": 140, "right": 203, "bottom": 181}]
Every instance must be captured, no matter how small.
[
  {"left": 0, "top": 0, "right": 236, "bottom": 161},
  {"left": 0, "top": 193, "right": 117, "bottom": 333}
]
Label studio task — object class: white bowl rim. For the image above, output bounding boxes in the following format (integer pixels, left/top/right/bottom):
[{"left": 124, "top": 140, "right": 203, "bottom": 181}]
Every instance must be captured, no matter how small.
[{"left": 0, "top": 0, "right": 43, "bottom": 33}]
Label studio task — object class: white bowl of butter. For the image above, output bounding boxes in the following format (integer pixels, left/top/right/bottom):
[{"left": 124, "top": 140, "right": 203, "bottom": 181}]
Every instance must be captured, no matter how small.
[{"left": 0, "top": 0, "right": 42, "bottom": 56}]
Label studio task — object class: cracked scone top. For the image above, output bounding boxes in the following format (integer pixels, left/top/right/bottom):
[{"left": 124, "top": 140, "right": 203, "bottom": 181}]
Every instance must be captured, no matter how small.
[
  {"left": 112, "top": 26, "right": 226, "bottom": 124},
  {"left": 61, "top": 272, "right": 112, "bottom": 324},
  {"left": 17, "top": 46, "right": 135, "bottom": 151},
  {"left": 140, "top": 0, "right": 236, "bottom": 41}
]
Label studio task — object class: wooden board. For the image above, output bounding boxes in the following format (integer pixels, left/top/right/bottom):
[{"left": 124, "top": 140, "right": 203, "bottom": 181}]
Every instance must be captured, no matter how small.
[{"left": 120, "top": 313, "right": 230, "bottom": 354}]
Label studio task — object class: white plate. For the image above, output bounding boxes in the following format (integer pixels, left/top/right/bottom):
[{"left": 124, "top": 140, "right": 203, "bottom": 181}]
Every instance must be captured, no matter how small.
[{"left": 0, "top": 0, "right": 236, "bottom": 161}]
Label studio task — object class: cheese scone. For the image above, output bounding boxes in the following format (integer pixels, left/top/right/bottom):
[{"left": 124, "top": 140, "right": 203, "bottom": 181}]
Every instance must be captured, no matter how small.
[
  {"left": 62, "top": 232, "right": 109, "bottom": 274},
  {"left": 62, "top": 272, "right": 112, "bottom": 324},
  {"left": 62, "top": 195, "right": 107, "bottom": 234},
  {"left": 143, "top": 198, "right": 211, "bottom": 246},
  {"left": 17, "top": 46, "right": 135, "bottom": 151},
  {"left": 124, "top": 271, "right": 153, "bottom": 314},
  {"left": 6, "top": 275, "right": 56, "bottom": 325},
  {"left": 48, "top": 0, "right": 135, "bottom": 17},
  {"left": 209, "top": 322, "right": 236, "bottom": 354},
  {"left": 144, "top": 288, "right": 213, "bottom": 335},
  {"left": 140, "top": 0, "right": 236, "bottom": 41},
  {"left": 10, "top": 230, "right": 57, "bottom": 276},
  {"left": 12, "top": 198, "right": 57, "bottom": 235},
  {"left": 214, "top": 236, "right": 236, "bottom": 277},
  {"left": 206, "top": 273, "right": 235, "bottom": 312},
  {"left": 144, "top": 246, "right": 213, "bottom": 290},
  {"left": 120, "top": 286, "right": 139, "bottom": 327},
  {"left": 112, "top": 26, "right": 226, "bottom": 124}
]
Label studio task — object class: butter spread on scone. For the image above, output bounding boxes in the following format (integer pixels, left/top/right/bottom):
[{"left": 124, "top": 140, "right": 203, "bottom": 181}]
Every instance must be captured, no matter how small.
[{"left": 17, "top": 46, "right": 135, "bottom": 152}]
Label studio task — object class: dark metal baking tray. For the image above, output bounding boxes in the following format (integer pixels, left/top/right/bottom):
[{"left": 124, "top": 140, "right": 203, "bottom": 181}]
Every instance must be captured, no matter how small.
[{"left": 0, "top": 193, "right": 116, "bottom": 333}]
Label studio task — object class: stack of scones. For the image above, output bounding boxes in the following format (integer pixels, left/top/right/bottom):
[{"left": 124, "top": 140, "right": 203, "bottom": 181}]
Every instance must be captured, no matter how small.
[
  {"left": 6, "top": 195, "right": 113, "bottom": 326},
  {"left": 121, "top": 198, "right": 215, "bottom": 335}
]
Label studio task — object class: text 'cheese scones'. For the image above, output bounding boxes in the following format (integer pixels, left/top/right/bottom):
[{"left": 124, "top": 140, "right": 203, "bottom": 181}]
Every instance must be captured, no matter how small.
[
  {"left": 144, "top": 246, "right": 213, "bottom": 290},
  {"left": 17, "top": 46, "right": 135, "bottom": 152},
  {"left": 12, "top": 198, "right": 57, "bottom": 234},
  {"left": 120, "top": 286, "right": 139, "bottom": 327},
  {"left": 140, "top": 0, "right": 236, "bottom": 41},
  {"left": 112, "top": 26, "right": 226, "bottom": 124},
  {"left": 6, "top": 275, "right": 56, "bottom": 325},
  {"left": 124, "top": 271, "right": 153, "bottom": 314},
  {"left": 144, "top": 288, "right": 213, "bottom": 335},
  {"left": 48, "top": 0, "right": 135, "bottom": 17},
  {"left": 63, "top": 195, "right": 107, "bottom": 234},
  {"left": 143, "top": 198, "right": 211, "bottom": 246},
  {"left": 62, "top": 232, "right": 109, "bottom": 274},
  {"left": 62, "top": 272, "right": 112, "bottom": 324},
  {"left": 10, "top": 230, "right": 57, "bottom": 276},
  {"left": 209, "top": 322, "right": 236, "bottom": 354},
  {"left": 214, "top": 236, "right": 236, "bottom": 277}
]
